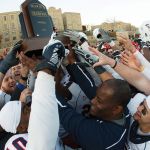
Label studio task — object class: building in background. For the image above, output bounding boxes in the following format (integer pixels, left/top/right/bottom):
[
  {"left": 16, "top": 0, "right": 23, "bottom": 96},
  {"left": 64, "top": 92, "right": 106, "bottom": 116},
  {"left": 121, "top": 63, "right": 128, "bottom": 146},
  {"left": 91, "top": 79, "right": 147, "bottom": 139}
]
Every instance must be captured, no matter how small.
[
  {"left": 0, "top": 11, "right": 22, "bottom": 49},
  {"left": 0, "top": 9, "right": 138, "bottom": 49},
  {"left": 48, "top": 7, "right": 64, "bottom": 31},
  {"left": 0, "top": 8, "right": 83, "bottom": 49},
  {"left": 62, "top": 12, "right": 82, "bottom": 31},
  {"left": 91, "top": 21, "right": 137, "bottom": 32}
]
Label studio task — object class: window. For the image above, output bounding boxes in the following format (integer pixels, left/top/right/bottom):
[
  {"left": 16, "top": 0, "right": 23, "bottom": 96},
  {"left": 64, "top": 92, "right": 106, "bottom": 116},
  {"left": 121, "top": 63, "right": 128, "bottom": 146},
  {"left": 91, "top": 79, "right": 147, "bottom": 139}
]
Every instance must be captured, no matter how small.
[
  {"left": 4, "top": 16, "right": 6, "bottom": 21},
  {"left": 11, "top": 15, "right": 14, "bottom": 20},
  {"left": 13, "top": 36, "right": 16, "bottom": 40}
]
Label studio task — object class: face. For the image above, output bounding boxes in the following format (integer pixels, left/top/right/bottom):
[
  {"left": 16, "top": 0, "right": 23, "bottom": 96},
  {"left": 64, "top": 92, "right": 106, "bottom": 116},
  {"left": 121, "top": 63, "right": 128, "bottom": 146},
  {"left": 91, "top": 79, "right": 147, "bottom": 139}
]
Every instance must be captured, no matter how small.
[
  {"left": 90, "top": 85, "right": 117, "bottom": 120},
  {"left": 11, "top": 64, "right": 21, "bottom": 81},
  {"left": 134, "top": 100, "right": 150, "bottom": 124},
  {"left": 19, "top": 52, "right": 37, "bottom": 71},
  {"left": 1, "top": 75, "right": 16, "bottom": 94}
]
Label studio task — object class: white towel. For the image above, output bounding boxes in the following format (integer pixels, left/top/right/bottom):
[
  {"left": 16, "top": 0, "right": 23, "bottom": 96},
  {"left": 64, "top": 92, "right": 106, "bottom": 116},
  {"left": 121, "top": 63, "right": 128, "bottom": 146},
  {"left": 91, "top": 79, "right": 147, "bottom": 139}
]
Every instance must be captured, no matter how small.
[
  {"left": 127, "top": 93, "right": 146, "bottom": 116},
  {"left": 0, "top": 101, "right": 21, "bottom": 133}
]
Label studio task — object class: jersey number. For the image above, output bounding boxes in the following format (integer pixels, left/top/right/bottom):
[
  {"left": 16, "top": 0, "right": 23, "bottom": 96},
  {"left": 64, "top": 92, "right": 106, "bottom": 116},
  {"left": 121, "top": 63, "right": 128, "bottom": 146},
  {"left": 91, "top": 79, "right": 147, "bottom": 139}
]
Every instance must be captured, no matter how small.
[{"left": 12, "top": 137, "right": 27, "bottom": 150}]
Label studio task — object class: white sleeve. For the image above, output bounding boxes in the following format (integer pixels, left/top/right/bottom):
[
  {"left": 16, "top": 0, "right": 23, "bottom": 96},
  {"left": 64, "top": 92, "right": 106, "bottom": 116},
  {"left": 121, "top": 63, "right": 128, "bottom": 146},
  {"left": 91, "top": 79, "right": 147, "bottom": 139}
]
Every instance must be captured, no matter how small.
[
  {"left": 134, "top": 51, "right": 150, "bottom": 68},
  {"left": 141, "top": 67, "right": 150, "bottom": 80},
  {"left": 26, "top": 71, "right": 59, "bottom": 150},
  {"left": 134, "top": 51, "right": 150, "bottom": 79}
]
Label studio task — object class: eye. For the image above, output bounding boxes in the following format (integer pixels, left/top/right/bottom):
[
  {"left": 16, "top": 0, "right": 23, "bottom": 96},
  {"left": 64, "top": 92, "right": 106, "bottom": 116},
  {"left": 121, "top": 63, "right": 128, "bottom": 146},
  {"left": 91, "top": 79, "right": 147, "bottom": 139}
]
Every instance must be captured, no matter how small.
[{"left": 142, "top": 106, "right": 147, "bottom": 115}]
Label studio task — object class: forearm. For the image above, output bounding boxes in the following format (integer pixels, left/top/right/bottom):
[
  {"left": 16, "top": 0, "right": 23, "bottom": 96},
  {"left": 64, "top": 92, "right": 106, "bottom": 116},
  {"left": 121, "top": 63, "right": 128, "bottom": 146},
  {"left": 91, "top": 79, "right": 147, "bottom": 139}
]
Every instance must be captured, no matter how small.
[
  {"left": 66, "top": 64, "right": 97, "bottom": 99},
  {"left": 27, "top": 71, "right": 59, "bottom": 150},
  {"left": 57, "top": 93, "right": 104, "bottom": 149},
  {"left": 108, "top": 59, "right": 150, "bottom": 95},
  {"left": 98, "top": 72, "right": 114, "bottom": 82}
]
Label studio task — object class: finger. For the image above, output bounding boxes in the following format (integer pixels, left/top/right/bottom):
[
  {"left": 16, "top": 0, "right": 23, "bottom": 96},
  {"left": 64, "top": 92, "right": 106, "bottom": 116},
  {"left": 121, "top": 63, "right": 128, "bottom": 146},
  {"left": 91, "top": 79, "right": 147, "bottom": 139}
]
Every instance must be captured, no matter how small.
[
  {"left": 89, "top": 47, "right": 99, "bottom": 55},
  {"left": 121, "top": 53, "right": 130, "bottom": 60},
  {"left": 93, "top": 62, "right": 102, "bottom": 68},
  {"left": 121, "top": 59, "right": 128, "bottom": 66},
  {"left": 124, "top": 50, "right": 132, "bottom": 57},
  {"left": 121, "top": 56, "right": 129, "bottom": 63}
]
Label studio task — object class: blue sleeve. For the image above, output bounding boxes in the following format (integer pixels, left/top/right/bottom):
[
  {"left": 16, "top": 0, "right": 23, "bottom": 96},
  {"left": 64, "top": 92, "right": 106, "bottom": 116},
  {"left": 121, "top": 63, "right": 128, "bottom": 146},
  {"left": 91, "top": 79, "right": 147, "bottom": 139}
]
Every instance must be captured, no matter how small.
[
  {"left": 66, "top": 64, "right": 97, "bottom": 99},
  {"left": 56, "top": 93, "right": 106, "bottom": 150}
]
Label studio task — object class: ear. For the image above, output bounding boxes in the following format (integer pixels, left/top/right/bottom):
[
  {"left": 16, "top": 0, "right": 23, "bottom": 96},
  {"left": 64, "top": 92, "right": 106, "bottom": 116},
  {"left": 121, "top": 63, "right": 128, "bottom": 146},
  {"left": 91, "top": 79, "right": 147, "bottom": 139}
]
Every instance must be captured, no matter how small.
[{"left": 112, "top": 105, "right": 123, "bottom": 115}]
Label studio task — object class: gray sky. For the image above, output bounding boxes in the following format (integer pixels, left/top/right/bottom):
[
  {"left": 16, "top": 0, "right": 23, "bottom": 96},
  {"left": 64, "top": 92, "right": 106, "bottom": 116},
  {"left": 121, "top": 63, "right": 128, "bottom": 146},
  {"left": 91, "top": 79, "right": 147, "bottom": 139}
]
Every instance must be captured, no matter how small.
[{"left": 0, "top": 0, "right": 150, "bottom": 27}]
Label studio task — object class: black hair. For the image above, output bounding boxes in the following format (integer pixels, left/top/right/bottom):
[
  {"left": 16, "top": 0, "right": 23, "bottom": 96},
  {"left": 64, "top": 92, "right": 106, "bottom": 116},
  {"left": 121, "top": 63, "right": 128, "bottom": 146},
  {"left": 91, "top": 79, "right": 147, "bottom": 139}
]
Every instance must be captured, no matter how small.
[{"left": 102, "top": 79, "right": 131, "bottom": 109}]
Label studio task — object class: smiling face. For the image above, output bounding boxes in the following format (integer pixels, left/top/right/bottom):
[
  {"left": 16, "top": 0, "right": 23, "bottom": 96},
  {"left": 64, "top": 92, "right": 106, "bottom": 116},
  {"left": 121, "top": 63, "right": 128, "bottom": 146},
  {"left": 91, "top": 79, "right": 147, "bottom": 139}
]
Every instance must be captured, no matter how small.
[
  {"left": 134, "top": 100, "right": 150, "bottom": 125},
  {"left": 89, "top": 79, "right": 131, "bottom": 121},
  {"left": 1, "top": 75, "right": 16, "bottom": 94},
  {"left": 90, "top": 84, "right": 118, "bottom": 120},
  {"left": 11, "top": 64, "right": 21, "bottom": 81}
]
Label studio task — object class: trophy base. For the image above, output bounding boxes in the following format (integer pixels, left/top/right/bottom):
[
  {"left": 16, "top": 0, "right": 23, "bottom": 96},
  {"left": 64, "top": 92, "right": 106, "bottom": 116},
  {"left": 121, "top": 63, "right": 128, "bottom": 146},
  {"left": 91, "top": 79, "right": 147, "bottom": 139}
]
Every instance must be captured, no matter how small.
[{"left": 21, "top": 37, "right": 50, "bottom": 54}]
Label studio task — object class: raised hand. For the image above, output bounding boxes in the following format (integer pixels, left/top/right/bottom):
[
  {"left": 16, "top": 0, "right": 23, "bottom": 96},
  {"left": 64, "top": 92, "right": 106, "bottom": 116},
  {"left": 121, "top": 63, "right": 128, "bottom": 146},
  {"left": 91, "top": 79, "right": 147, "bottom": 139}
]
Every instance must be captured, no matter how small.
[
  {"left": 121, "top": 50, "right": 143, "bottom": 72},
  {"left": 0, "top": 40, "right": 22, "bottom": 74},
  {"left": 117, "top": 34, "right": 136, "bottom": 53},
  {"left": 88, "top": 47, "right": 115, "bottom": 68}
]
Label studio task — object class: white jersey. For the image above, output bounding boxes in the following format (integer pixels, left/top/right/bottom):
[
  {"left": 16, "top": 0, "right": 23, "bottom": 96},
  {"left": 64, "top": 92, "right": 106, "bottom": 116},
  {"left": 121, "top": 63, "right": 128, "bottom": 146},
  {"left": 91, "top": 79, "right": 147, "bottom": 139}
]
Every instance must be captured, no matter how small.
[
  {"left": 128, "top": 141, "right": 150, "bottom": 150},
  {"left": 5, "top": 134, "right": 64, "bottom": 150},
  {"left": 68, "top": 82, "right": 90, "bottom": 113}
]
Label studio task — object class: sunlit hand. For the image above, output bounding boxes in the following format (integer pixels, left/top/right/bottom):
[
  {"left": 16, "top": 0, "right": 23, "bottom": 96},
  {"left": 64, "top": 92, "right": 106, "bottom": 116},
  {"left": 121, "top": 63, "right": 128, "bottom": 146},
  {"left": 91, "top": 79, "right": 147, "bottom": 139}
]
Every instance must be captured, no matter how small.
[
  {"left": 117, "top": 34, "right": 136, "bottom": 53},
  {"left": 121, "top": 50, "right": 143, "bottom": 72},
  {"left": 88, "top": 47, "right": 115, "bottom": 68}
]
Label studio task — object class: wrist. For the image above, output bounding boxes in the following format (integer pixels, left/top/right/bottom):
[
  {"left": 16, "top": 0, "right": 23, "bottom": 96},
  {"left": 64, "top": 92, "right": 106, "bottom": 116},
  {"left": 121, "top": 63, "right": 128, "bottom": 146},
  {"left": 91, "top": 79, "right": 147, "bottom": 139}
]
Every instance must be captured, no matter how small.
[
  {"left": 108, "top": 58, "right": 116, "bottom": 68},
  {"left": 111, "top": 60, "right": 117, "bottom": 69},
  {"left": 131, "top": 48, "right": 137, "bottom": 54}
]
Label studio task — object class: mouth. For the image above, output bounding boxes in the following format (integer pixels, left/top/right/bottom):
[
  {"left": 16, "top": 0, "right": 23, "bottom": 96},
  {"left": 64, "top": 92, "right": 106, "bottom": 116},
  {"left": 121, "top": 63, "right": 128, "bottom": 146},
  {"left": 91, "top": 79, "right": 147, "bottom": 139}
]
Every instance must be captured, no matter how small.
[
  {"left": 134, "top": 111, "right": 141, "bottom": 120},
  {"left": 14, "top": 72, "right": 21, "bottom": 77},
  {"left": 9, "top": 83, "right": 16, "bottom": 88}
]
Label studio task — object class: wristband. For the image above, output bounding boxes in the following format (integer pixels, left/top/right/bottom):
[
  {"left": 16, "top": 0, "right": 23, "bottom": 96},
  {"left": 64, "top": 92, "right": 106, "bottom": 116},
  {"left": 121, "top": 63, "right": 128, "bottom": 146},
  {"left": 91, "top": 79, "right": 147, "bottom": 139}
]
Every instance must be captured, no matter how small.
[{"left": 111, "top": 60, "right": 117, "bottom": 69}]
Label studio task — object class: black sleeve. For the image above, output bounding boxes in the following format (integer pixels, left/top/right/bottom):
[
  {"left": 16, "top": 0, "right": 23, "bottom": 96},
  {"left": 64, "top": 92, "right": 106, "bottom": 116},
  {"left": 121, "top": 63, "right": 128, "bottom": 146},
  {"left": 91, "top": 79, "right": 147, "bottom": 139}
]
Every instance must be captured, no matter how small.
[
  {"left": 66, "top": 64, "right": 97, "bottom": 99},
  {"left": 56, "top": 93, "right": 105, "bottom": 150}
]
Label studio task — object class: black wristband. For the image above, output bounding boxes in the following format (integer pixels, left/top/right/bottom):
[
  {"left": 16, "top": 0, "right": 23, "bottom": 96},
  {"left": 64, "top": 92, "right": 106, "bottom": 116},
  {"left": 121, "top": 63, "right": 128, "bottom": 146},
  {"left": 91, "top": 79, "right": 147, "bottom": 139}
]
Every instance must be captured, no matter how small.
[
  {"left": 94, "top": 66, "right": 106, "bottom": 74},
  {"left": 21, "top": 76, "right": 28, "bottom": 81},
  {"left": 111, "top": 60, "right": 117, "bottom": 69}
]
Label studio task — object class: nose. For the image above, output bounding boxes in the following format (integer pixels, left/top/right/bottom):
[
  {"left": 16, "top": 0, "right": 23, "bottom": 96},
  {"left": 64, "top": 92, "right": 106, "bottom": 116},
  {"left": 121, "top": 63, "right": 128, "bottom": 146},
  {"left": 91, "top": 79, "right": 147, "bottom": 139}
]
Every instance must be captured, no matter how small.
[
  {"left": 91, "top": 97, "right": 97, "bottom": 105},
  {"left": 9, "top": 77, "right": 16, "bottom": 83}
]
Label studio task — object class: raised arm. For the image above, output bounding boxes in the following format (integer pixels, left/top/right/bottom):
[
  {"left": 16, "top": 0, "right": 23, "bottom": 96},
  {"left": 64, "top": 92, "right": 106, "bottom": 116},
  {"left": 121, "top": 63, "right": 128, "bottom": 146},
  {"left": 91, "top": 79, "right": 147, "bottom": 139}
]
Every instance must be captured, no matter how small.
[{"left": 89, "top": 47, "right": 150, "bottom": 95}]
